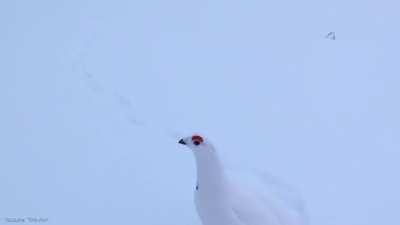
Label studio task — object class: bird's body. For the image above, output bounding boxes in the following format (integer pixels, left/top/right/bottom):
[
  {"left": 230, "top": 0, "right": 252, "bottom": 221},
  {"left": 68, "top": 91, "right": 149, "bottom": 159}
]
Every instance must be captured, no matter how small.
[
  {"left": 179, "top": 135, "right": 306, "bottom": 225},
  {"left": 192, "top": 146, "right": 244, "bottom": 225},
  {"left": 194, "top": 178, "right": 284, "bottom": 225}
]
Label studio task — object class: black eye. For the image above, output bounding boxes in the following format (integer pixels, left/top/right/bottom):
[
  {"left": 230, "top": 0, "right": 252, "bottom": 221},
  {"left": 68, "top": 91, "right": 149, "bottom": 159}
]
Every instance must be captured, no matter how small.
[{"left": 193, "top": 140, "right": 201, "bottom": 146}]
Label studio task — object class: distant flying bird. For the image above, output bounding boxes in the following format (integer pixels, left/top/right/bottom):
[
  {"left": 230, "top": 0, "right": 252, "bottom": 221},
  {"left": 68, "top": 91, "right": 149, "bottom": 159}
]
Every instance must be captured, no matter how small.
[
  {"left": 325, "top": 32, "right": 336, "bottom": 40},
  {"left": 178, "top": 134, "right": 307, "bottom": 225}
]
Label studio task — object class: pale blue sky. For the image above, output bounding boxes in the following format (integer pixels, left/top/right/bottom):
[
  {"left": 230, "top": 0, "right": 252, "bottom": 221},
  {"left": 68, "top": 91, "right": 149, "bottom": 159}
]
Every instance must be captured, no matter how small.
[{"left": 2, "top": 1, "right": 400, "bottom": 225}]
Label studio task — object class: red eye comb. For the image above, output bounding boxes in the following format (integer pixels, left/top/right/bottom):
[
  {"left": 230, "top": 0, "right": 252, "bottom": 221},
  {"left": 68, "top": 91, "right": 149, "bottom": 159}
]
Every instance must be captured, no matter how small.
[{"left": 192, "top": 135, "right": 204, "bottom": 144}]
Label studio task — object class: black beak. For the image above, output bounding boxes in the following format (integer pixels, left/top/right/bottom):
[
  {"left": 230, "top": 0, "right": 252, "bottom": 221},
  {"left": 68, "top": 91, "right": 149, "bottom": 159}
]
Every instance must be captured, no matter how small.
[{"left": 178, "top": 139, "right": 186, "bottom": 145}]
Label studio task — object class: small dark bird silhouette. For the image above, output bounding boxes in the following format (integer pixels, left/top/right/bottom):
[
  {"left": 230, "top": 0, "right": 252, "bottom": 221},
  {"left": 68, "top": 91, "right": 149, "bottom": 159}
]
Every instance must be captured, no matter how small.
[{"left": 325, "top": 32, "right": 336, "bottom": 40}]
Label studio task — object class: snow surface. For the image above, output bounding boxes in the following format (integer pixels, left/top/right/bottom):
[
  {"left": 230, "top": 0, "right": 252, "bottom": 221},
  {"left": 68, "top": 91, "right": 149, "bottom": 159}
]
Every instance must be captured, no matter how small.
[{"left": 2, "top": 0, "right": 400, "bottom": 225}]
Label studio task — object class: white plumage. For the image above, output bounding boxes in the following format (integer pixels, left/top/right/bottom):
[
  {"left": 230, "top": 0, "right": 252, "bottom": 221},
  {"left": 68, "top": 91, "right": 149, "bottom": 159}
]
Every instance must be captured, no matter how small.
[{"left": 179, "top": 135, "right": 307, "bottom": 225}]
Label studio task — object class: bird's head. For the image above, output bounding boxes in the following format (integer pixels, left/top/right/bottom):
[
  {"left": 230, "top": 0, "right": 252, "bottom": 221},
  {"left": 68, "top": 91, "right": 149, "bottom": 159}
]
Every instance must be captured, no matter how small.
[
  {"left": 178, "top": 134, "right": 223, "bottom": 180},
  {"left": 178, "top": 134, "right": 209, "bottom": 151}
]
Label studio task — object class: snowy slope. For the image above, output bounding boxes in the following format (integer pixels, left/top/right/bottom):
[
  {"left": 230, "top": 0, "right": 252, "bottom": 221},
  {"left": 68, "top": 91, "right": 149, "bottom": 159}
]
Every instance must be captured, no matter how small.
[{"left": 2, "top": 1, "right": 400, "bottom": 225}]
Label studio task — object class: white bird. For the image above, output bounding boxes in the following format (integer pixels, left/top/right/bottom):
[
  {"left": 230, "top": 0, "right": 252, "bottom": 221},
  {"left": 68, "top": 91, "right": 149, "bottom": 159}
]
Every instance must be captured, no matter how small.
[{"left": 178, "top": 134, "right": 307, "bottom": 225}]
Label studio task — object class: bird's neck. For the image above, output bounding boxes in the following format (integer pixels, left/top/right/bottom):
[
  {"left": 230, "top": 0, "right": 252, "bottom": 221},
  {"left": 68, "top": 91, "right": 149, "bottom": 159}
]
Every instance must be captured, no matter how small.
[{"left": 194, "top": 146, "right": 227, "bottom": 193}]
